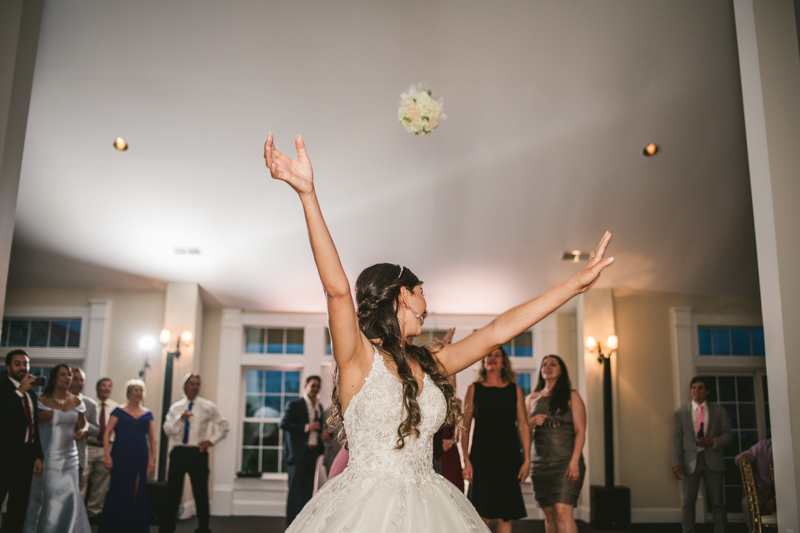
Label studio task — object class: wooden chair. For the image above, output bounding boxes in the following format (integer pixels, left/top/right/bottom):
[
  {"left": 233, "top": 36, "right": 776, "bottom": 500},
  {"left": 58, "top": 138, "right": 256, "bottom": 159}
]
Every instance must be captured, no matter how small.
[{"left": 739, "top": 456, "right": 778, "bottom": 533}]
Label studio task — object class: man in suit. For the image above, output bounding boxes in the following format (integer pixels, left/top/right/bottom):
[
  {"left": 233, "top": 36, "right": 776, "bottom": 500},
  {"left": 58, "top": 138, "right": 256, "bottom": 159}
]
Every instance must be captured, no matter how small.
[
  {"left": 69, "top": 367, "right": 99, "bottom": 496},
  {"left": 0, "top": 349, "right": 44, "bottom": 533},
  {"left": 672, "top": 376, "right": 732, "bottom": 533},
  {"left": 280, "top": 375, "right": 324, "bottom": 527},
  {"left": 84, "top": 377, "right": 118, "bottom": 520}
]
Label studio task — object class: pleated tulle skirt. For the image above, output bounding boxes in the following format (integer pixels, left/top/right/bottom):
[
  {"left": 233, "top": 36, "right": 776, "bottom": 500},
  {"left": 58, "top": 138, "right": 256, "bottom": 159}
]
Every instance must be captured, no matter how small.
[{"left": 287, "top": 466, "right": 489, "bottom": 532}]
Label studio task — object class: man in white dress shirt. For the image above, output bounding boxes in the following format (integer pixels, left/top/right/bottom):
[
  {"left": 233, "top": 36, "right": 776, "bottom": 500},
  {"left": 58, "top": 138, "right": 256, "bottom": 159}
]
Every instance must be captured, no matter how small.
[
  {"left": 161, "top": 373, "right": 229, "bottom": 533},
  {"left": 84, "top": 377, "right": 119, "bottom": 520}
]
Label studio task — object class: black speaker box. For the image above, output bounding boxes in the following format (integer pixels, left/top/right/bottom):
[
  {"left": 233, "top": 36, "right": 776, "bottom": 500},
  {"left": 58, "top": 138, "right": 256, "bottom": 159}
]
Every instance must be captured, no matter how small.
[
  {"left": 590, "top": 485, "right": 631, "bottom": 530},
  {"left": 147, "top": 480, "right": 168, "bottom": 525}
]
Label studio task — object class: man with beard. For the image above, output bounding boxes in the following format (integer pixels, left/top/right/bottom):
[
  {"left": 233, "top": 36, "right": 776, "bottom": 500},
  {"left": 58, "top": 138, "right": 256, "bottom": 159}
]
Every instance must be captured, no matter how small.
[{"left": 0, "top": 349, "right": 44, "bottom": 533}]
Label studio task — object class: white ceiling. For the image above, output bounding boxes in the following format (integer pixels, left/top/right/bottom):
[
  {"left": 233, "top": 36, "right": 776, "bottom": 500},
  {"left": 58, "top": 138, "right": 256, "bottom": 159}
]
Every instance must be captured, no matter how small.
[{"left": 8, "top": 0, "right": 761, "bottom": 314}]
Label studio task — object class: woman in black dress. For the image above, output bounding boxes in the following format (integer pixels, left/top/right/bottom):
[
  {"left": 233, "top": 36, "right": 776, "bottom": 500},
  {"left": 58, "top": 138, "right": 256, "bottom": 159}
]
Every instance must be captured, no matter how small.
[
  {"left": 461, "top": 347, "right": 530, "bottom": 533},
  {"left": 526, "top": 355, "right": 586, "bottom": 533}
]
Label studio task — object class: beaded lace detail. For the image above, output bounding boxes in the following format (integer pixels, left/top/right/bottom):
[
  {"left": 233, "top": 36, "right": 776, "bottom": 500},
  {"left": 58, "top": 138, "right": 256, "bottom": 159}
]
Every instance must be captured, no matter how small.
[
  {"left": 343, "top": 347, "right": 446, "bottom": 476},
  {"left": 287, "top": 347, "right": 483, "bottom": 532}
]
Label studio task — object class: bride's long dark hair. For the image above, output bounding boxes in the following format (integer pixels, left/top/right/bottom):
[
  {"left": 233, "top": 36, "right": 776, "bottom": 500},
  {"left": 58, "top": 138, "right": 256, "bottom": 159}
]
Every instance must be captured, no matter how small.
[{"left": 328, "top": 263, "right": 462, "bottom": 449}]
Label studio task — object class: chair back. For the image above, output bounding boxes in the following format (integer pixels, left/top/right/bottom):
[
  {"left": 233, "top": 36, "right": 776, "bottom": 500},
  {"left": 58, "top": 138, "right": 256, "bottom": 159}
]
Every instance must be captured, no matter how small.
[{"left": 739, "top": 456, "right": 764, "bottom": 533}]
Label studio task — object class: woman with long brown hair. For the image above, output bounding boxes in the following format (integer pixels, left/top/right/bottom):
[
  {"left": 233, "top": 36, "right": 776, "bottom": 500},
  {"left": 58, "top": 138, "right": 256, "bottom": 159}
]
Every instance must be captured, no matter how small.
[
  {"left": 526, "top": 355, "right": 586, "bottom": 533},
  {"left": 264, "top": 133, "right": 612, "bottom": 532},
  {"left": 462, "top": 347, "right": 530, "bottom": 533}
]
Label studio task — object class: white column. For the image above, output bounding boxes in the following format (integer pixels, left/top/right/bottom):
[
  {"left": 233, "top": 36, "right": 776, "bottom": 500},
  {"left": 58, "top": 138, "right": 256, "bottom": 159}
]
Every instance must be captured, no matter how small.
[
  {"left": 734, "top": 0, "right": 800, "bottom": 528},
  {"left": 212, "top": 308, "right": 243, "bottom": 515},
  {"left": 85, "top": 299, "right": 111, "bottom": 394},
  {"left": 0, "top": 0, "right": 43, "bottom": 321},
  {"left": 670, "top": 307, "right": 693, "bottom": 409}
]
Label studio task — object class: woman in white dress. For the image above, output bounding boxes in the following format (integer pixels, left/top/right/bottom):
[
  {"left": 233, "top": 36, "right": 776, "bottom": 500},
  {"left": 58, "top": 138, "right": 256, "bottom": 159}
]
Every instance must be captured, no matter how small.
[
  {"left": 264, "top": 134, "right": 613, "bottom": 532},
  {"left": 24, "top": 364, "right": 91, "bottom": 533}
]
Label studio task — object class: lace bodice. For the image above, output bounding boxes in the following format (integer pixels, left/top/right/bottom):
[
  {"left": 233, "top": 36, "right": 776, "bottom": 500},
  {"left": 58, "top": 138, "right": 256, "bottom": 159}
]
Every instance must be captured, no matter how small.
[{"left": 343, "top": 347, "right": 447, "bottom": 476}]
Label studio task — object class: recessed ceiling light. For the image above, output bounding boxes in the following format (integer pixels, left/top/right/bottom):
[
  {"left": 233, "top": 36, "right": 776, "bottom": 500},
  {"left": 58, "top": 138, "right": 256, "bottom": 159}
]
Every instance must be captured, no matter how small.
[
  {"left": 562, "top": 250, "right": 591, "bottom": 262},
  {"left": 173, "top": 247, "right": 201, "bottom": 255},
  {"left": 114, "top": 137, "right": 128, "bottom": 151},
  {"left": 643, "top": 143, "right": 658, "bottom": 157}
]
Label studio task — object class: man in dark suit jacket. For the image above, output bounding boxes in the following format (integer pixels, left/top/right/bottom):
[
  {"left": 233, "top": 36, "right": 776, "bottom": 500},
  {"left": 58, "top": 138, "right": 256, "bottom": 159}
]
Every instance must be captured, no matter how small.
[
  {"left": 280, "top": 375, "right": 324, "bottom": 527},
  {"left": 0, "top": 349, "right": 44, "bottom": 533},
  {"left": 672, "top": 376, "right": 732, "bottom": 533}
]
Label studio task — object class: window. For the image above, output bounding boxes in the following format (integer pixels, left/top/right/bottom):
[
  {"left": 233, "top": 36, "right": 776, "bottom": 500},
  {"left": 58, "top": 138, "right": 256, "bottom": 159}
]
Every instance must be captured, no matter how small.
[
  {"left": 697, "top": 327, "right": 765, "bottom": 356},
  {"left": 245, "top": 328, "right": 304, "bottom": 354},
  {"left": 706, "top": 375, "right": 769, "bottom": 512},
  {"left": 242, "top": 369, "right": 301, "bottom": 474},
  {"left": 1, "top": 318, "right": 82, "bottom": 348},
  {"left": 517, "top": 372, "right": 532, "bottom": 396},
  {"left": 503, "top": 331, "right": 533, "bottom": 357},
  {"left": 409, "top": 330, "right": 451, "bottom": 346}
]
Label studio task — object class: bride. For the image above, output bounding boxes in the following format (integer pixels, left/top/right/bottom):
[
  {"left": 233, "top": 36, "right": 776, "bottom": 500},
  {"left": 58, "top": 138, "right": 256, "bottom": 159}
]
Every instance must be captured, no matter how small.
[{"left": 264, "top": 134, "right": 613, "bottom": 532}]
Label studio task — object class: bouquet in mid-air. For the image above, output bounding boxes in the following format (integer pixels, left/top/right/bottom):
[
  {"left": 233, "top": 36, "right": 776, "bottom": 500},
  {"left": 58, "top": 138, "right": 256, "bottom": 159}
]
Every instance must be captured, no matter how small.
[{"left": 398, "top": 84, "right": 445, "bottom": 136}]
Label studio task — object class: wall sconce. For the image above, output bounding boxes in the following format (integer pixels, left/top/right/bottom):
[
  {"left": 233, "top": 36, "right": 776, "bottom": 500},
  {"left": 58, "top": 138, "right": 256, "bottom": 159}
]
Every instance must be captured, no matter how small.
[
  {"left": 586, "top": 335, "right": 618, "bottom": 364},
  {"left": 159, "top": 329, "right": 193, "bottom": 349},
  {"left": 138, "top": 336, "right": 156, "bottom": 378}
]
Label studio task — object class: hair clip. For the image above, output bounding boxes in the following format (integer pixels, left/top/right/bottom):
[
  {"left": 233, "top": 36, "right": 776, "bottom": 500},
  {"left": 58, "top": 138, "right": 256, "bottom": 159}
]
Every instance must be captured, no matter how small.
[{"left": 397, "top": 265, "right": 404, "bottom": 278}]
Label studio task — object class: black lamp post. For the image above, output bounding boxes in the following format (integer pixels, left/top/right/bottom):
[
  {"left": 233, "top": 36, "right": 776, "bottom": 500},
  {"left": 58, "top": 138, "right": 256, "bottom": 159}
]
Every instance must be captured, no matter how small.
[
  {"left": 157, "top": 337, "right": 181, "bottom": 482},
  {"left": 587, "top": 335, "right": 630, "bottom": 530}
]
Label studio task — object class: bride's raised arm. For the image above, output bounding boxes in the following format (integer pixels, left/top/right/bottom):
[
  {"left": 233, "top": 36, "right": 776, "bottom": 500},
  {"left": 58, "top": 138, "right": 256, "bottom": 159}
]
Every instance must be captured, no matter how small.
[
  {"left": 264, "top": 134, "right": 371, "bottom": 370},
  {"left": 437, "top": 232, "right": 614, "bottom": 376}
]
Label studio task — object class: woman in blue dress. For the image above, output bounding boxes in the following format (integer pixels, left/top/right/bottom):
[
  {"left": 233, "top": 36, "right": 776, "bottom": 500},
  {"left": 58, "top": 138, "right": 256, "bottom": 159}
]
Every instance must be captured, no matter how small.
[
  {"left": 100, "top": 379, "right": 156, "bottom": 533},
  {"left": 24, "top": 364, "right": 91, "bottom": 533}
]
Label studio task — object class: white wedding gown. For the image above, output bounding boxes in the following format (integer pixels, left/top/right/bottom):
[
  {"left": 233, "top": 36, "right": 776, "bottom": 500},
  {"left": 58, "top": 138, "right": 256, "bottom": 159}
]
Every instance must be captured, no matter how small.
[{"left": 287, "top": 347, "right": 489, "bottom": 532}]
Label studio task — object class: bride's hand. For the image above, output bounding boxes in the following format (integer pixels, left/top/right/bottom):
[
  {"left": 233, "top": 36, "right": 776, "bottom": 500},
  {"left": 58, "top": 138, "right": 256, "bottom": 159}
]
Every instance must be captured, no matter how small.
[
  {"left": 264, "top": 133, "right": 314, "bottom": 197},
  {"left": 570, "top": 231, "right": 614, "bottom": 294}
]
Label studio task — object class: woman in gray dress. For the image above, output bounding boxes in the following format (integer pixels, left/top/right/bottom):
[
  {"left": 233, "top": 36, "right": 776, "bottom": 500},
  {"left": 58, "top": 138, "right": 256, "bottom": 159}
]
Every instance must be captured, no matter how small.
[{"left": 526, "top": 355, "right": 586, "bottom": 533}]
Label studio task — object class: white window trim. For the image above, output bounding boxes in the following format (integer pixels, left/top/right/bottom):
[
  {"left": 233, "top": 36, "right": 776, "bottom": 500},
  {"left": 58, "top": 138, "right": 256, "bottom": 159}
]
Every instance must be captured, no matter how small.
[
  {"left": 670, "top": 307, "right": 764, "bottom": 522},
  {"left": 2, "top": 301, "right": 110, "bottom": 392},
  {"left": 671, "top": 308, "right": 764, "bottom": 409}
]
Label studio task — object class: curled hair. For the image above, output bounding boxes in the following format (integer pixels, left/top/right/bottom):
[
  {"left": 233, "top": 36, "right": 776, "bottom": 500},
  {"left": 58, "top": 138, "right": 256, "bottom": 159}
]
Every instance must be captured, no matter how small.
[
  {"left": 476, "top": 346, "right": 516, "bottom": 384},
  {"left": 534, "top": 354, "right": 572, "bottom": 415},
  {"left": 328, "top": 263, "right": 462, "bottom": 449},
  {"left": 125, "top": 379, "right": 146, "bottom": 399},
  {"left": 42, "top": 364, "right": 72, "bottom": 398}
]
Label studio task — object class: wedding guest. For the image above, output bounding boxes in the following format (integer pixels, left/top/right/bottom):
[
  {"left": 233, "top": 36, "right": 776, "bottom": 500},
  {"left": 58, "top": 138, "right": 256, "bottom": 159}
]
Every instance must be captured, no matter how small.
[
  {"left": 280, "top": 375, "right": 324, "bottom": 527},
  {"left": 69, "top": 367, "right": 99, "bottom": 494},
  {"left": 462, "top": 347, "right": 530, "bottom": 533},
  {"left": 321, "top": 407, "right": 341, "bottom": 477},
  {"left": 434, "top": 422, "right": 463, "bottom": 492},
  {"left": 0, "top": 350, "right": 44, "bottom": 533},
  {"left": 672, "top": 376, "right": 732, "bottom": 533},
  {"left": 736, "top": 439, "right": 775, "bottom": 532},
  {"left": 526, "top": 355, "right": 586, "bottom": 533},
  {"left": 100, "top": 380, "right": 156, "bottom": 533},
  {"left": 430, "top": 328, "right": 463, "bottom": 491},
  {"left": 84, "top": 378, "right": 118, "bottom": 520},
  {"left": 160, "top": 374, "right": 229, "bottom": 533},
  {"left": 24, "top": 364, "right": 90, "bottom": 533}
]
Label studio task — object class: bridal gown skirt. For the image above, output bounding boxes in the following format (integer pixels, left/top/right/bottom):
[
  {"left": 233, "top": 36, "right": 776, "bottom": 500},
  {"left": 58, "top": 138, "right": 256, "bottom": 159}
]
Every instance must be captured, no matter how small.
[{"left": 287, "top": 464, "right": 488, "bottom": 532}]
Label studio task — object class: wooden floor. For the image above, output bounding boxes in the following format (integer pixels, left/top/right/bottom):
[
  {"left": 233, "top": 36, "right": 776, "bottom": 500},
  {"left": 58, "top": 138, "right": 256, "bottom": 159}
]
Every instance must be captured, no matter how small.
[{"left": 84, "top": 517, "right": 749, "bottom": 533}]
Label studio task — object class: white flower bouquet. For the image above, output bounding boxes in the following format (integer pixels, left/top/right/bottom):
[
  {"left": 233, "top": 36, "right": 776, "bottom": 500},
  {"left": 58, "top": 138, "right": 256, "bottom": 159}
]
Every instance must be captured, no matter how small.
[{"left": 397, "top": 84, "right": 445, "bottom": 136}]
